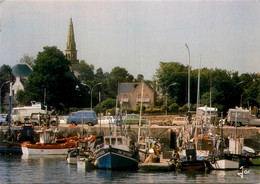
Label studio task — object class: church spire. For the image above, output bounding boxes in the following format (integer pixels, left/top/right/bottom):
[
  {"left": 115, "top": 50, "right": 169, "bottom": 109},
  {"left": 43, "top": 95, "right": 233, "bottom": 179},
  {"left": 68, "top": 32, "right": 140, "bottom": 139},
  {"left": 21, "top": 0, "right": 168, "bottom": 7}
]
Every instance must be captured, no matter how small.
[{"left": 65, "top": 17, "right": 78, "bottom": 65}]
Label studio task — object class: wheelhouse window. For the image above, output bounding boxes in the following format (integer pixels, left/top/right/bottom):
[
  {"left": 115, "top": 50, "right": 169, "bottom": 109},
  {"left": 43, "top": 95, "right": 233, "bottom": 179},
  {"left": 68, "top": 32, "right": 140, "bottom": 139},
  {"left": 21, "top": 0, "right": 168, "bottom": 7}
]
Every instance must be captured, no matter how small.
[
  {"left": 111, "top": 138, "right": 116, "bottom": 145},
  {"left": 105, "top": 138, "right": 110, "bottom": 145},
  {"left": 117, "top": 138, "right": 122, "bottom": 145}
]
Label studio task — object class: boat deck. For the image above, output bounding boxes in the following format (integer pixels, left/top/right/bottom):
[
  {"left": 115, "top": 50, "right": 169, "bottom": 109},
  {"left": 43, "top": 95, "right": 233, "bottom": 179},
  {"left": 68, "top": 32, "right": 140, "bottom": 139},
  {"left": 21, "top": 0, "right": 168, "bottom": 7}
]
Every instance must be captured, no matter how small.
[{"left": 138, "top": 158, "right": 175, "bottom": 171}]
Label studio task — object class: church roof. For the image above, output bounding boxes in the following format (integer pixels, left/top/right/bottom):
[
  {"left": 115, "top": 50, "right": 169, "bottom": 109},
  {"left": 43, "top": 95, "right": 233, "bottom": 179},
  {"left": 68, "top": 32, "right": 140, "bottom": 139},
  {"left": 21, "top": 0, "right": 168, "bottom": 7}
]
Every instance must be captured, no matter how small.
[{"left": 12, "top": 64, "right": 32, "bottom": 77}]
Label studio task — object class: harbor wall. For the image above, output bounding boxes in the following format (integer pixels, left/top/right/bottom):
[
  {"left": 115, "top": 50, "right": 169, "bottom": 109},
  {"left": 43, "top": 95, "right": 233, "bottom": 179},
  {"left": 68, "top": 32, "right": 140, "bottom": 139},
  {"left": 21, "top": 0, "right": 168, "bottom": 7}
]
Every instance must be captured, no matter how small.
[{"left": 55, "top": 125, "right": 259, "bottom": 150}]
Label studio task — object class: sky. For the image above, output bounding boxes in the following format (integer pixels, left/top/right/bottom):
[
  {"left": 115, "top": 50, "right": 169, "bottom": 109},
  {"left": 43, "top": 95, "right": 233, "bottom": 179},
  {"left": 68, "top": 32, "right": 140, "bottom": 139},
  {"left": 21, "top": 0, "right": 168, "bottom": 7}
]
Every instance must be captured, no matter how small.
[{"left": 0, "top": 0, "right": 260, "bottom": 80}]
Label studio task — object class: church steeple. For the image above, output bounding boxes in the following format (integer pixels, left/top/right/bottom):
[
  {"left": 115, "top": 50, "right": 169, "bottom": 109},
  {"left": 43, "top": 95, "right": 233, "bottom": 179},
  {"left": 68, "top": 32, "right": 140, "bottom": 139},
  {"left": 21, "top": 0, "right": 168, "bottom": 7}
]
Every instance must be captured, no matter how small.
[{"left": 65, "top": 17, "right": 78, "bottom": 66}]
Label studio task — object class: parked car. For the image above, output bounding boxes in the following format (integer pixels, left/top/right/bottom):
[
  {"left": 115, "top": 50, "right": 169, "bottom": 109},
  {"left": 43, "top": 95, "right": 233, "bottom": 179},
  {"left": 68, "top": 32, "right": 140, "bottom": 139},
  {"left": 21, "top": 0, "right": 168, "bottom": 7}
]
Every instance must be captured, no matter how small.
[
  {"left": 29, "top": 113, "right": 57, "bottom": 126},
  {"left": 124, "top": 114, "right": 146, "bottom": 125},
  {"left": 66, "top": 110, "right": 98, "bottom": 126},
  {"left": 98, "top": 116, "right": 115, "bottom": 124},
  {"left": 0, "top": 113, "right": 8, "bottom": 126}
]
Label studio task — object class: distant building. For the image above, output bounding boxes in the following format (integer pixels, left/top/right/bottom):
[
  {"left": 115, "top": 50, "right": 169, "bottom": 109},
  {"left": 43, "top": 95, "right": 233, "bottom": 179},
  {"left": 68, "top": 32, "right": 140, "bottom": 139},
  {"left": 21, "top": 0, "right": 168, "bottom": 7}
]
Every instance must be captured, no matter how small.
[
  {"left": 2, "top": 63, "right": 32, "bottom": 111},
  {"left": 11, "top": 63, "right": 32, "bottom": 95},
  {"left": 118, "top": 81, "right": 155, "bottom": 109},
  {"left": 65, "top": 17, "right": 80, "bottom": 77}
]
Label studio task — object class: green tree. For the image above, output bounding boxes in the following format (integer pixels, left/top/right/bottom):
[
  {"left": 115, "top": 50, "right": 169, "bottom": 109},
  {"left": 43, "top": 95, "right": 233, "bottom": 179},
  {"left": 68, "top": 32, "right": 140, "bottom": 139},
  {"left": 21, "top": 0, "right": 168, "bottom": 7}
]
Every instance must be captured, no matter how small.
[
  {"left": 19, "top": 54, "right": 35, "bottom": 67},
  {"left": 106, "top": 66, "right": 134, "bottom": 98},
  {"left": 78, "top": 60, "right": 95, "bottom": 84},
  {"left": 0, "top": 65, "right": 14, "bottom": 112},
  {"left": 24, "top": 46, "right": 81, "bottom": 111},
  {"left": 155, "top": 62, "right": 188, "bottom": 106},
  {"left": 136, "top": 74, "right": 144, "bottom": 81},
  {"left": 15, "top": 89, "right": 30, "bottom": 106}
]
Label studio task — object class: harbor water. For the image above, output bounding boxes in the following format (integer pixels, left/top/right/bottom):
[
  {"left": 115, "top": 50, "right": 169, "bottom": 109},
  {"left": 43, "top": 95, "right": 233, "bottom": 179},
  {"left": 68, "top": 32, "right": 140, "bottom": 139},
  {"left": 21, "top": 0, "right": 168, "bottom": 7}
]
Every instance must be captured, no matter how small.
[{"left": 0, "top": 155, "right": 259, "bottom": 183}]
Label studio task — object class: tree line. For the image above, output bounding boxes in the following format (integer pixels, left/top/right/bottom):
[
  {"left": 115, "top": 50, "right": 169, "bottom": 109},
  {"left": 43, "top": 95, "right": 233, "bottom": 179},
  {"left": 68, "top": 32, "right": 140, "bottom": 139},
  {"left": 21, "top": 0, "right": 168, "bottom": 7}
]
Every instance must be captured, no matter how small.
[{"left": 0, "top": 46, "right": 259, "bottom": 116}]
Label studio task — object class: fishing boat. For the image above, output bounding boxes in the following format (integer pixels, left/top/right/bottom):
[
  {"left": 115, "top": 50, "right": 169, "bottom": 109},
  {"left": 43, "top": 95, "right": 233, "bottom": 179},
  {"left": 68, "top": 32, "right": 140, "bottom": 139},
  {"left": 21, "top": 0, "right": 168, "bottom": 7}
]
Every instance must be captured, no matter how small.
[
  {"left": 176, "top": 143, "right": 206, "bottom": 171},
  {"left": 94, "top": 116, "right": 139, "bottom": 170},
  {"left": 0, "top": 82, "right": 35, "bottom": 154},
  {"left": 0, "top": 123, "right": 34, "bottom": 154},
  {"left": 207, "top": 154, "right": 239, "bottom": 170},
  {"left": 77, "top": 153, "right": 96, "bottom": 170},
  {"left": 21, "top": 129, "right": 76, "bottom": 155},
  {"left": 252, "top": 155, "right": 260, "bottom": 166},
  {"left": 206, "top": 116, "right": 240, "bottom": 170},
  {"left": 66, "top": 135, "right": 97, "bottom": 164}
]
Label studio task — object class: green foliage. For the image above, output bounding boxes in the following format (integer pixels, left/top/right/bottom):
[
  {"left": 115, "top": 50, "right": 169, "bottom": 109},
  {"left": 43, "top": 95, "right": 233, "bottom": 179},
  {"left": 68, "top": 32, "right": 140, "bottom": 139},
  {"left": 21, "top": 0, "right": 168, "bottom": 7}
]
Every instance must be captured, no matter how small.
[
  {"left": 179, "top": 104, "right": 188, "bottom": 112},
  {"left": 15, "top": 90, "right": 31, "bottom": 106},
  {"left": 0, "top": 65, "right": 14, "bottom": 108},
  {"left": 155, "top": 62, "right": 188, "bottom": 106},
  {"left": 19, "top": 54, "right": 34, "bottom": 67},
  {"left": 24, "top": 46, "right": 81, "bottom": 111},
  {"left": 169, "top": 103, "right": 179, "bottom": 112},
  {"left": 136, "top": 74, "right": 144, "bottom": 82},
  {"left": 135, "top": 104, "right": 146, "bottom": 112},
  {"left": 78, "top": 60, "right": 95, "bottom": 83},
  {"left": 93, "top": 98, "right": 116, "bottom": 113},
  {"left": 105, "top": 66, "right": 134, "bottom": 99},
  {"left": 161, "top": 104, "right": 167, "bottom": 112}
]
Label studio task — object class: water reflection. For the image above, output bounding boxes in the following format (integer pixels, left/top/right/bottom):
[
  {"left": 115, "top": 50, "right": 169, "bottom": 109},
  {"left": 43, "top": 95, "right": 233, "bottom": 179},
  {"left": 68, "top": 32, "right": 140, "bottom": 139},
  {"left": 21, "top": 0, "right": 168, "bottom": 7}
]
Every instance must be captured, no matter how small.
[{"left": 1, "top": 155, "right": 259, "bottom": 183}]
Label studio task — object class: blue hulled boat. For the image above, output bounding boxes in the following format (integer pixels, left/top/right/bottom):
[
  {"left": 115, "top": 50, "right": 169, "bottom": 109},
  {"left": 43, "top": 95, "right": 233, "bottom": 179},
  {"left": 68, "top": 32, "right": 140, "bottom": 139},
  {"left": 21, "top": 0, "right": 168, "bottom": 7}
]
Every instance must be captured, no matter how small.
[
  {"left": 95, "top": 135, "right": 139, "bottom": 170},
  {"left": 94, "top": 115, "right": 139, "bottom": 170}
]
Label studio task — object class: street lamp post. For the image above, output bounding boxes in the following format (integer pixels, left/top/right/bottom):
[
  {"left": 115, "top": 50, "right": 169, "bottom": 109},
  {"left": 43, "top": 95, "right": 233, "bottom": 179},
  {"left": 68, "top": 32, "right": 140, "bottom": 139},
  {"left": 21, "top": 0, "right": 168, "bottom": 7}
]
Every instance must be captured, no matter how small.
[
  {"left": 0, "top": 81, "right": 9, "bottom": 113},
  {"left": 166, "top": 82, "right": 177, "bottom": 116},
  {"left": 83, "top": 82, "right": 102, "bottom": 110}
]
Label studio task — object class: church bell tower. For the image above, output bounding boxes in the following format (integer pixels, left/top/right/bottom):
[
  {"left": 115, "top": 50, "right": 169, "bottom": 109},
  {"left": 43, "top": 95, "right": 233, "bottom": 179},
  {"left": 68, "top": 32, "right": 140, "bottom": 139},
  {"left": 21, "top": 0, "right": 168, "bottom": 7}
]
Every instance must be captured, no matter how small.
[{"left": 65, "top": 18, "right": 79, "bottom": 70}]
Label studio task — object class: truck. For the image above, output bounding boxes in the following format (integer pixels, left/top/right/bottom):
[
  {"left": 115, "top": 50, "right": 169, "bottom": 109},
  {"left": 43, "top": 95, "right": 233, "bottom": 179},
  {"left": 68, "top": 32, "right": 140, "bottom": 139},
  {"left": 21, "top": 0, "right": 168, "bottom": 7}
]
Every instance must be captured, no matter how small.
[
  {"left": 226, "top": 108, "right": 260, "bottom": 127},
  {"left": 11, "top": 101, "right": 47, "bottom": 124}
]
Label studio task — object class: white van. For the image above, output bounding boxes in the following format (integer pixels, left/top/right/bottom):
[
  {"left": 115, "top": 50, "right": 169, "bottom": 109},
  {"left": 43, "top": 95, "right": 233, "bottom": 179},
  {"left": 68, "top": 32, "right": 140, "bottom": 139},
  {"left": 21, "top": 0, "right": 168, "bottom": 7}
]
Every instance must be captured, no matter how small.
[
  {"left": 11, "top": 101, "right": 47, "bottom": 124},
  {"left": 226, "top": 108, "right": 260, "bottom": 126}
]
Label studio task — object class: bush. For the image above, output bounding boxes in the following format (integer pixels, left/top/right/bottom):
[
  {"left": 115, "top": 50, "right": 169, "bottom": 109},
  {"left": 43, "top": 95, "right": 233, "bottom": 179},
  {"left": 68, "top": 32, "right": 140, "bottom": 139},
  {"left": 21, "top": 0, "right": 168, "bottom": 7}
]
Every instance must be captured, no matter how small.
[
  {"left": 136, "top": 105, "right": 146, "bottom": 112},
  {"left": 161, "top": 105, "right": 167, "bottom": 112},
  {"left": 169, "top": 103, "right": 179, "bottom": 112},
  {"left": 179, "top": 104, "right": 188, "bottom": 112}
]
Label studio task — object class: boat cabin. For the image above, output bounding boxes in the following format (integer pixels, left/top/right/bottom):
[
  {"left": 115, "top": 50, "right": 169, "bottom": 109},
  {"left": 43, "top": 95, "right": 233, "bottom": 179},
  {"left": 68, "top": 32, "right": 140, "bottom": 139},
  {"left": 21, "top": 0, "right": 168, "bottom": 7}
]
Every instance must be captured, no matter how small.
[{"left": 104, "top": 136, "right": 130, "bottom": 151}]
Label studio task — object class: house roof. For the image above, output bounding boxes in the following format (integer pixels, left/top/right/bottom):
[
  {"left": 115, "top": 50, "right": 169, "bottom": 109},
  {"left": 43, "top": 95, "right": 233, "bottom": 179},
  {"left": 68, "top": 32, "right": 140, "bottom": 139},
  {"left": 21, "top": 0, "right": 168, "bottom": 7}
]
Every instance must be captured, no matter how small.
[
  {"left": 118, "top": 83, "right": 134, "bottom": 93},
  {"left": 118, "top": 81, "right": 154, "bottom": 94},
  {"left": 12, "top": 64, "right": 32, "bottom": 77}
]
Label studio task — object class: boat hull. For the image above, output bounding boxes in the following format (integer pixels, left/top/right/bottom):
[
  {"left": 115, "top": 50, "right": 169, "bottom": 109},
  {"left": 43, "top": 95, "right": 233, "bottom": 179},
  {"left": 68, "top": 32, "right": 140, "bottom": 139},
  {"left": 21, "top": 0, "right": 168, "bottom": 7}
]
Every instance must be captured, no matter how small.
[
  {"left": 208, "top": 155, "right": 239, "bottom": 170},
  {"left": 252, "top": 156, "right": 260, "bottom": 166},
  {"left": 0, "top": 142, "right": 22, "bottom": 154},
  {"left": 22, "top": 147, "right": 71, "bottom": 155},
  {"left": 21, "top": 142, "right": 76, "bottom": 155},
  {"left": 96, "top": 147, "right": 138, "bottom": 170},
  {"left": 178, "top": 160, "right": 206, "bottom": 171}
]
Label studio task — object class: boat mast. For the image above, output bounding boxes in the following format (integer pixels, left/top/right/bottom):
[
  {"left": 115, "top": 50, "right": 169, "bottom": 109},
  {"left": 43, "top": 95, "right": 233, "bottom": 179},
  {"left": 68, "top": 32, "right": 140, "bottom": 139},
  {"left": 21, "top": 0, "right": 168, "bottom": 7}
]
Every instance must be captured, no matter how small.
[
  {"left": 138, "top": 81, "right": 144, "bottom": 141},
  {"left": 195, "top": 55, "right": 201, "bottom": 143},
  {"left": 7, "top": 80, "right": 12, "bottom": 136},
  {"left": 220, "top": 112, "right": 224, "bottom": 155}
]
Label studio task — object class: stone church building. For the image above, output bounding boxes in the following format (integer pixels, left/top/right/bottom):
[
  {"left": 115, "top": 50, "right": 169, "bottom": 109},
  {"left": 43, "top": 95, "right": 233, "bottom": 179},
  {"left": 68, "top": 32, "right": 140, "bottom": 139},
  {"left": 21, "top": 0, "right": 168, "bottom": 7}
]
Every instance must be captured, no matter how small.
[{"left": 65, "top": 18, "right": 80, "bottom": 77}]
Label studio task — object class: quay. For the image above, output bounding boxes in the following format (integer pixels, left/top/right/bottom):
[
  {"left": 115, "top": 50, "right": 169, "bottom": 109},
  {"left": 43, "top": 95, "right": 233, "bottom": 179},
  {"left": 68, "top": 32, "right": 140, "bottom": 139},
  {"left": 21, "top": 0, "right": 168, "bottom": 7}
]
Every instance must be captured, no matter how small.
[
  {"left": 138, "top": 158, "right": 175, "bottom": 171},
  {"left": 56, "top": 124, "right": 260, "bottom": 151},
  {"left": 0, "top": 124, "right": 259, "bottom": 151}
]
